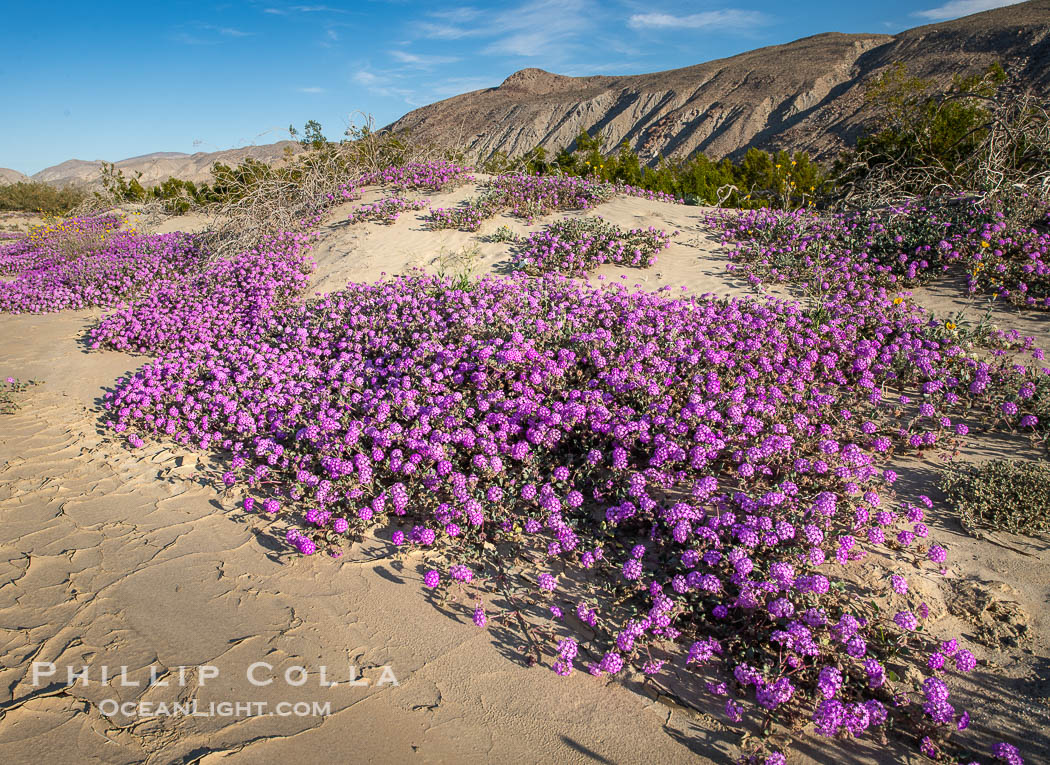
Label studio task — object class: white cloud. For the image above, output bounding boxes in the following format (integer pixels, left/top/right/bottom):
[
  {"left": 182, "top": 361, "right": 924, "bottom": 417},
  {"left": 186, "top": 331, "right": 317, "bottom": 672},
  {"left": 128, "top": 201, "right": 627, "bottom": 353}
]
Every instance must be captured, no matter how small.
[
  {"left": 483, "top": 30, "right": 561, "bottom": 57},
  {"left": 172, "top": 32, "right": 211, "bottom": 45},
  {"left": 291, "top": 5, "right": 347, "bottom": 12},
  {"left": 415, "top": 21, "right": 475, "bottom": 40},
  {"left": 415, "top": 0, "right": 592, "bottom": 59},
  {"left": 262, "top": 4, "right": 347, "bottom": 15},
  {"left": 628, "top": 9, "right": 769, "bottom": 31},
  {"left": 390, "top": 50, "right": 461, "bottom": 67},
  {"left": 173, "top": 22, "right": 253, "bottom": 44},
  {"left": 913, "top": 0, "right": 1025, "bottom": 21},
  {"left": 560, "top": 62, "right": 641, "bottom": 76},
  {"left": 298, "top": 86, "right": 325, "bottom": 93},
  {"left": 352, "top": 69, "right": 418, "bottom": 102},
  {"left": 205, "top": 25, "right": 252, "bottom": 37},
  {"left": 429, "top": 6, "right": 483, "bottom": 23}
]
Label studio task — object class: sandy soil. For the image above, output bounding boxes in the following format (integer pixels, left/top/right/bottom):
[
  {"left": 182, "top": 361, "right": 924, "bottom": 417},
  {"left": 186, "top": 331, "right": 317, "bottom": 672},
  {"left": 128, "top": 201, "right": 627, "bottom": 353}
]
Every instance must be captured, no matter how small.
[
  {"left": 0, "top": 212, "right": 47, "bottom": 236},
  {"left": 1, "top": 184, "right": 1048, "bottom": 764}
]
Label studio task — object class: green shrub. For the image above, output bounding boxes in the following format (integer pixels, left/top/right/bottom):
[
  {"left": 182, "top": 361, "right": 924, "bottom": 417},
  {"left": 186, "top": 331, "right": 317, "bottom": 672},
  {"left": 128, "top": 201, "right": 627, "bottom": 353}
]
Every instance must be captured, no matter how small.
[
  {"left": 941, "top": 459, "right": 1050, "bottom": 536},
  {"left": 498, "top": 129, "right": 829, "bottom": 210},
  {"left": 829, "top": 60, "right": 1050, "bottom": 216},
  {"left": 0, "top": 181, "right": 88, "bottom": 214}
]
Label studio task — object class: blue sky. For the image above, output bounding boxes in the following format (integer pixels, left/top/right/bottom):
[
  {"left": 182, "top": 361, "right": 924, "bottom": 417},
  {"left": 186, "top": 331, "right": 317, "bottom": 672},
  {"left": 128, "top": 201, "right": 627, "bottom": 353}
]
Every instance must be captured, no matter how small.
[{"left": 0, "top": 0, "right": 1027, "bottom": 175}]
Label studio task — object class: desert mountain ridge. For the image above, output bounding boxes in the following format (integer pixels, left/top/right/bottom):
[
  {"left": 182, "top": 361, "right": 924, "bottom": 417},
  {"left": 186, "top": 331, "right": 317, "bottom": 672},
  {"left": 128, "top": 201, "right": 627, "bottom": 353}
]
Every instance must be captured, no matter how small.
[
  {"left": 7, "top": 0, "right": 1050, "bottom": 187},
  {"left": 388, "top": 0, "right": 1050, "bottom": 164}
]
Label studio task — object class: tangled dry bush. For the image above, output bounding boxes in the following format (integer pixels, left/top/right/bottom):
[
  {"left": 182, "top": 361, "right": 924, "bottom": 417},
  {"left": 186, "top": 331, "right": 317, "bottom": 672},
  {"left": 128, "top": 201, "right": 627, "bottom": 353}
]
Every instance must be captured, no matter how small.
[
  {"left": 194, "top": 146, "right": 350, "bottom": 260},
  {"left": 834, "top": 65, "right": 1050, "bottom": 225}
]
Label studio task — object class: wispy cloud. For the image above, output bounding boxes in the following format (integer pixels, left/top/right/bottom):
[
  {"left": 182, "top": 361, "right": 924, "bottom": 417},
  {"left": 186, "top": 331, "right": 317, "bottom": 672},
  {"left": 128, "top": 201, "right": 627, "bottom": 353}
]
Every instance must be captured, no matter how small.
[
  {"left": 559, "top": 62, "right": 641, "bottom": 76},
  {"left": 430, "top": 7, "right": 484, "bottom": 23},
  {"left": 352, "top": 69, "right": 419, "bottom": 103},
  {"left": 416, "top": 5, "right": 483, "bottom": 35},
  {"left": 203, "top": 24, "right": 252, "bottom": 37},
  {"left": 172, "top": 32, "right": 212, "bottom": 45},
  {"left": 390, "top": 50, "right": 461, "bottom": 67},
  {"left": 628, "top": 9, "right": 770, "bottom": 31},
  {"left": 415, "top": 0, "right": 593, "bottom": 60},
  {"left": 415, "top": 22, "right": 475, "bottom": 40},
  {"left": 172, "top": 22, "right": 253, "bottom": 44},
  {"left": 263, "top": 4, "right": 348, "bottom": 14},
  {"left": 298, "top": 86, "right": 325, "bottom": 93},
  {"left": 913, "top": 0, "right": 1025, "bottom": 21}
]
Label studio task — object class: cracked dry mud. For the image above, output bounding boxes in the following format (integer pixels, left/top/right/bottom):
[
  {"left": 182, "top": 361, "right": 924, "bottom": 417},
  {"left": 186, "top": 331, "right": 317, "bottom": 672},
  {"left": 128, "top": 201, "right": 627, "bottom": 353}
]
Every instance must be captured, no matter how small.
[{"left": 2, "top": 189, "right": 1050, "bottom": 764}]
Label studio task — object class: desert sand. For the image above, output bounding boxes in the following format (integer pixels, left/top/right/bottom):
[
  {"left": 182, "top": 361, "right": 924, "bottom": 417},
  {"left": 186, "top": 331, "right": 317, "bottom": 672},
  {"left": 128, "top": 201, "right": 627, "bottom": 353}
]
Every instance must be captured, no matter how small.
[{"left": 1, "top": 183, "right": 1048, "bottom": 764}]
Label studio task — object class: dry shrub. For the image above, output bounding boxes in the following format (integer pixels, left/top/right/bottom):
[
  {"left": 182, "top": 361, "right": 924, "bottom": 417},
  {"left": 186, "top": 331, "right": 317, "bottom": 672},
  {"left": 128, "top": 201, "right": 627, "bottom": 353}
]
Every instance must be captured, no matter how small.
[
  {"left": 198, "top": 114, "right": 444, "bottom": 259},
  {"left": 835, "top": 67, "right": 1050, "bottom": 223}
]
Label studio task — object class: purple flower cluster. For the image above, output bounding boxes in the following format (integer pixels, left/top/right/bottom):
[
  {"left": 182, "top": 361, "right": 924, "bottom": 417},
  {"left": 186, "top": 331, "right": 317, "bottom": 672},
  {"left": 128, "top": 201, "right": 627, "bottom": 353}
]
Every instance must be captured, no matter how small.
[
  {"left": 611, "top": 183, "right": 684, "bottom": 205},
  {"left": 427, "top": 173, "right": 617, "bottom": 232},
  {"left": 347, "top": 197, "right": 430, "bottom": 225},
  {"left": 511, "top": 216, "right": 674, "bottom": 275},
  {"left": 92, "top": 256, "right": 1044, "bottom": 759},
  {"left": 356, "top": 160, "right": 474, "bottom": 192},
  {"left": 0, "top": 215, "right": 204, "bottom": 314},
  {"left": 708, "top": 208, "right": 1049, "bottom": 444},
  {"left": 423, "top": 173, "right": 685, "bottom": 233},
  {"left": 89, "top": 231, "right": 314, "bottom": 353},
  {"left": 709, "top": 199, "right": 1050, "bottom": 309}
]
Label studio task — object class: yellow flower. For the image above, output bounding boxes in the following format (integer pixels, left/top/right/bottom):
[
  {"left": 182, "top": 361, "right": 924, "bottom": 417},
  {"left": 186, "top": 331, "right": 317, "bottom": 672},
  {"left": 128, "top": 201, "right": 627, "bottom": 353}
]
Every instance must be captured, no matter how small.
[
  {"left": 893, "top": 297, "right": 903, "bottom": 306},
  {"left": 980, "top": 240, "right": 990, "bottom": 248},
  {"left": 945, "top": 321, "right": 956, "bottom": 331}
]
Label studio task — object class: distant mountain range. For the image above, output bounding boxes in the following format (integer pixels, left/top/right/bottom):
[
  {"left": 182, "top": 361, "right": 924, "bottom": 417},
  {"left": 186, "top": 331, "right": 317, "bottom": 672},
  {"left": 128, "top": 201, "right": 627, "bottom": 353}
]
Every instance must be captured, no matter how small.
[
  {"left": 0, "top": 143, "right": 298, "bottom": 189},
  {"left": 5, "top": 1, "right": 1050, "bottom": 187},
  {"left": 388, "top": 0, "right": 1050, "bottom": 164}
]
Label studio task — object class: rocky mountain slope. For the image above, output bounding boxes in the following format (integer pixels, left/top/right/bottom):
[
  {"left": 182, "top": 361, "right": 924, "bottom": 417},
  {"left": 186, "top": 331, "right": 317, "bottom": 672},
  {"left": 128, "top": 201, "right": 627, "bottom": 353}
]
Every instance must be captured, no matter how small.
[{"left": 388, "top": 0, "right": 1050, "bottom": 163}]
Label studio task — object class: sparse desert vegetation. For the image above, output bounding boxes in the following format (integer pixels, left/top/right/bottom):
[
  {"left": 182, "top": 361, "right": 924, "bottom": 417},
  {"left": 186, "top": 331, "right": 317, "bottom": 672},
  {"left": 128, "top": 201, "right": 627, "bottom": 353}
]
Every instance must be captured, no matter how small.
[{"left": 941, "top": 460, "right": 1050, "bottom": 536}]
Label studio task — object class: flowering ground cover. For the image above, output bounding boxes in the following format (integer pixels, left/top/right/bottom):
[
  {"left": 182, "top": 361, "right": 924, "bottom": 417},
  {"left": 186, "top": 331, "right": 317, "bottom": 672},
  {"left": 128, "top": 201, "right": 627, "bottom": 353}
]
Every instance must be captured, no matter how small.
[
  {"left": 708, "top": 199, "right": 1050, "bottom": 309},
  {"left": 88, "top": 230, "right": 314, "bottom": 354},
  {"left": 0, "top": 377, "right": 38, "bottom": 414},
  {"left": 0, "top": 215, "right": 206, "bottom": 314},
  {"left": 355, "top": 160, "right": 475, "bottom": 192},
  {"left": 99, "top": 259, "right": 1044, "bottom": 761},
  {"left": 426, "top": 173, "right": 681, "bottom": 232},
  {"left": 2, "top": 175, "right": 1045, "bottom": 763},
  {"left": 510, "top": 216, "right": 675, "bottom": 274},
  {"left": 347, "top": 197, "right": 431, "bottom": 225}
]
